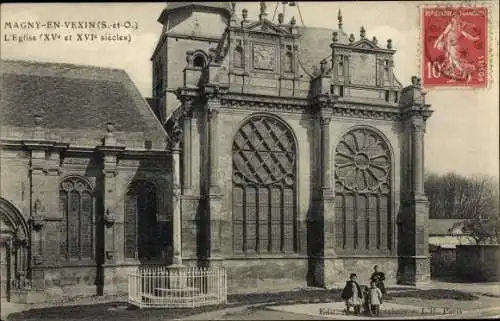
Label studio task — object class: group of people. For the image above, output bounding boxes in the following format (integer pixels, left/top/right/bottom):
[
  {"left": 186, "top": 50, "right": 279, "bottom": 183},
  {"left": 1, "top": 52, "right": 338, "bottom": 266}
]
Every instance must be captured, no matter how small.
[{"left": 341, "top": 265, "right": 387, "bottom": 316}]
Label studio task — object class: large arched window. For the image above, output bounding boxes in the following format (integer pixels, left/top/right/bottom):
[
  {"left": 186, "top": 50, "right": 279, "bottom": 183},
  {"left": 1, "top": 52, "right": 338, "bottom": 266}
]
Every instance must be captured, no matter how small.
[
  {"left": 334, "top": 128, "right": 392, "bottom": 254},
  {"left": 232, "top": 115, "right": 297, "bottom": 254},
  {"left": 59, "top": 177, "right": 94, "bottom": 260},
  {"left": 124, "top": 180, "right": 160, "bottom": 260}
]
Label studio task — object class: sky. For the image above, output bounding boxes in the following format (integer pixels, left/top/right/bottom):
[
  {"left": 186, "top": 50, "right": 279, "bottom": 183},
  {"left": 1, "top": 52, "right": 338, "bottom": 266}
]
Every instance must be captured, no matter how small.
[{"left": 1, "top": 1, "right": 498, "bottom": 178}]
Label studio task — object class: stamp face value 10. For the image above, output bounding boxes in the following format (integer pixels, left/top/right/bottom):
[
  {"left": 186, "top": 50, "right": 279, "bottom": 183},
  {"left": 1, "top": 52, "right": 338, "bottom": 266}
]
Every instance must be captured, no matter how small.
[{"left": 422, "top": 6, "right": 488, "bottom": 88}]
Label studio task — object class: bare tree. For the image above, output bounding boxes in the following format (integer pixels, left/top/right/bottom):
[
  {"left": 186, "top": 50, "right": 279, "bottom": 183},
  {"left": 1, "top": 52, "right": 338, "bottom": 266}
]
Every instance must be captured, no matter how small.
[{"left": 424, "top": 172, "right": 499, "bottom": 244}]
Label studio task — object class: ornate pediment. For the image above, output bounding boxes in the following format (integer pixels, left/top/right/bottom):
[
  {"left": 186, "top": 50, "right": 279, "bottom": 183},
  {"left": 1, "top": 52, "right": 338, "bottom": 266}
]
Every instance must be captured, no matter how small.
[
  {"left": 244, "top": 20, "right": 291, "bottom": 36},
  {"left": 351, "top": 38, "right": 380, "bottom": 50}
]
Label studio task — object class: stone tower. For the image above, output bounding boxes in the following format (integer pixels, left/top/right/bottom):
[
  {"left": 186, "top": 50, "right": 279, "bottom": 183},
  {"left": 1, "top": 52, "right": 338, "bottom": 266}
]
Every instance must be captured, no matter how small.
[{"left": 151, "top": 2, "right": 232, "bottom": 124}]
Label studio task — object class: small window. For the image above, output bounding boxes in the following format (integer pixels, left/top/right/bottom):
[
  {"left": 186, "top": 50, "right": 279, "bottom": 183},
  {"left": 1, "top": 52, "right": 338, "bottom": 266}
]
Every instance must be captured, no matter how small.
[
  {"left": 385, "top": 90, "right": 390, "bottom": 102},
  {"left": 284, "top": 52, "right": 293, "bottom": 73},
  {"left": 338, "top": 56, "right": 344, "bottom": 76},
  {"left": 394, "top": 92, "right": 398, "bottom": 103},
  {"left": 193, "top": 55, "right": 206, "bottom": 68},
  {"left": 339, "top": 86, "right": 344, "bottom": 97},
  {"left": 233, "top": 46, "right": 243, "bottom": 68}
]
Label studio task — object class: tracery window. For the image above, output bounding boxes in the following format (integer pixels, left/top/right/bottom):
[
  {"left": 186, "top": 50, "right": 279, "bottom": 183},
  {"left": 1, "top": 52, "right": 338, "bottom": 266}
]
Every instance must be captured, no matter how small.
[
  {"left": 59, "top": 177, "right": 94, "bottom": 261},
  {"left": 124, "top": 180, "right": 160, "bottom": 260},
  {"left": 232, "top": 116, "right": 297, "bottom": 254},
  {"left": 334, "top": 128, "right": 392, "bottom": 253}
]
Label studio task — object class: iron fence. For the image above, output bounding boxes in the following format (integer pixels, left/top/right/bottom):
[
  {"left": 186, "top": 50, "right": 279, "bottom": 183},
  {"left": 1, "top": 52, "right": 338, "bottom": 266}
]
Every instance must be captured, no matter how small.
[{"left": 128, "top": 265, "right": 227, "bottom": 308}]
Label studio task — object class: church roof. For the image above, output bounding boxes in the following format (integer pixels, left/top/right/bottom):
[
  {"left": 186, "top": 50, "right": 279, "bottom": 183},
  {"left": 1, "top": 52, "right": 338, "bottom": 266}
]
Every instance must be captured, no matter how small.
[
  {"left": 158, "top": 2, "right": 232, "bottom": 23},
  {"left": 296, "top": 26, "right": 348, "bottom": 77},
  {"left": 0, "top": 60, "right": 167, "bottom": 147}
]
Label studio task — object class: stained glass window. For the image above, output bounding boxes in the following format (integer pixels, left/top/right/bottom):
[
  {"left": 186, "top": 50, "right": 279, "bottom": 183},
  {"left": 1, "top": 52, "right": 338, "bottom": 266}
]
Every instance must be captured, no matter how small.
[
  {"left": 334, "top": 128, "right": 392, "bottom": 253},
  {"left": 232, "top": 116, "right": 297, "bottom": 254},
  {"left": 59, "top": 177, "right": 94, "bottom": 260}
]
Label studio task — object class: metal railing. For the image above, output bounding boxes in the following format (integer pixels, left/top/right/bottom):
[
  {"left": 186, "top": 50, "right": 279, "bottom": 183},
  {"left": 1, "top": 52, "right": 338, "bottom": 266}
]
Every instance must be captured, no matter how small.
[{"left": 128, "top": 265, "right": 227, "bottom": 308}]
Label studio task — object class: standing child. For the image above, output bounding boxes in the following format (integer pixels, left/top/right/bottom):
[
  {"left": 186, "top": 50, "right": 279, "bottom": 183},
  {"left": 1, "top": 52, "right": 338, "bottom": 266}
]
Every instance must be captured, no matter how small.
[
  {"left": 341, "top": 273, "right": 363, "bottom": 314},
  {"left": 362, "top": 286, "right": 371, "bottom": 315},
  {"left": 368, "top": 281, "right": 383, "bottom": 316}
]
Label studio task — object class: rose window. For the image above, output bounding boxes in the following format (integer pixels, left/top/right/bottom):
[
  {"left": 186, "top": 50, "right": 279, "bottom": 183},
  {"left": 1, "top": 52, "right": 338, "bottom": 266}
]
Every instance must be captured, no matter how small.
[{"left": 335, "top": 128, "right": 391, "bottom": 194}]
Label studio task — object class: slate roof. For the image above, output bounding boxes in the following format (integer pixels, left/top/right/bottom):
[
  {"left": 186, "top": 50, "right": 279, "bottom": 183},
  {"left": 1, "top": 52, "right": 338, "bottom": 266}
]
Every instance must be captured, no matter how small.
[
  {"left": 158, "top": 2, "right": 232, "bottom": 23},
  {"left": 0, "top": 60, "right": 167, "bottom": 146},
  {"left": 296, "top": 26, "right": 348, "bottom": 77},
  {"left": 429, "top": 219, "right": 467, "bottom": 236}
]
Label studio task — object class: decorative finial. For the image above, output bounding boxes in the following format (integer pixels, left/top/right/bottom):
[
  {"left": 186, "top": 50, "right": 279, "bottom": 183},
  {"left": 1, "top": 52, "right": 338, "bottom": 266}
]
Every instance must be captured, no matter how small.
[
  {"left": 260, "top": 1, "right": 267, "bottom": 15},
  {"left": 278, "top": 13, "right": 284, "bottom": 24},
  {"left": 106, "top": 122, "right": 114, "bottom": 135},
  {"left": 231, "top": 1, "right": 236, "bottom": 13},
  {"left": 411, "top": 76, "right": 421, "bottom": 88},
  {"left": 387, "top": 38, "right": 392, "bottom": 49},
  {"left": 332, "top": 31, "right": 338, "bottom": 43},
  {"left": 338, "top": 9, "right": 343, "bottom": 30},
  {"left": 372, "top": 36, "right": 378, "bottom": 45},
  {"left": 242, "top": 8, "right": 248, "bottom": 21},
  {"left": 360, "top": 26, "right": 366, "bottom": 38},
  {"left": 349, "top": 33, "right": 355, "bottom": 43},
  {"left": 290, "top": 16, "right": 296, "bottom": 26},
  {"left": 259, "top": 1, "right": 267, "bottom": 21},
  {"left": 320, "top": 59, "right": 328, "bottom": 75},
  {"left": 34, "top": 113, "right": 43, "bottom": 127}
]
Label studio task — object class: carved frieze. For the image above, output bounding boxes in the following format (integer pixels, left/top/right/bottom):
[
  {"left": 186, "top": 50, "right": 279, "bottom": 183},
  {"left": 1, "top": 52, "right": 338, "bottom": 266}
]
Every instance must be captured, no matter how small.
[{"left": 62, "top": 157, "right": 96, "bottom": 167}]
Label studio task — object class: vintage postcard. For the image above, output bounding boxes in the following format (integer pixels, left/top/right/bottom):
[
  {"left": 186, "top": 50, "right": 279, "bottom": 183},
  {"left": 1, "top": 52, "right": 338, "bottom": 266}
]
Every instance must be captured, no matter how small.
[{"left": 1, "top": 1, "right": 499, "bottom": 320}]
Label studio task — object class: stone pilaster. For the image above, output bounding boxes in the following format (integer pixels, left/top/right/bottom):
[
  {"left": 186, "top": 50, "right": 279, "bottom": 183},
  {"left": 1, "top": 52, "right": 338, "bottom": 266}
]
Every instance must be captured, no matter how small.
[
  {"left": 207, "top": 102, "right": 224, "bottom": 261},
  {"left": 97, "top": 124, "right": 124, "bottom": 265},
  {"left": 398, "top": 77, "right": 433, "bottom": 286}
]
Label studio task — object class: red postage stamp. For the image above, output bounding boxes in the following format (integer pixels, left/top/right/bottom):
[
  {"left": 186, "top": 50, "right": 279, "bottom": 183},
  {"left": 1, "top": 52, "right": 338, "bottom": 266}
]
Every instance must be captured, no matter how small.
[{"left": 422, "top": 6, "right": 488, "bottom": 88}]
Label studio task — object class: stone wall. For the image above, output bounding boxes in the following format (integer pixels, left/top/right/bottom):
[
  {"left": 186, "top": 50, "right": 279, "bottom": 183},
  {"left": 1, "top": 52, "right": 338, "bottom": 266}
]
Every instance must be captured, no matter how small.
[{"left": 456, "top": 245, "right": 500, "bottom": 282}]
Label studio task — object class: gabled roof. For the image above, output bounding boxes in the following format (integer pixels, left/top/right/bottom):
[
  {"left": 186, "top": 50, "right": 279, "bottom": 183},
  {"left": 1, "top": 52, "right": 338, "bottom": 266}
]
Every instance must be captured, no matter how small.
[
  {"left": 429, "top": 219, "right": 467, "bottom": 236},
  {"left": 0, "top": 60, "right": 167, "bottom": 147}
]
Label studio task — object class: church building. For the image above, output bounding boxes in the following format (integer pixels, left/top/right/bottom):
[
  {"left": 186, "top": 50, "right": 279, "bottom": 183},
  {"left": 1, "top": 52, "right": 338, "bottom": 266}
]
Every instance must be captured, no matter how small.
[{"left": 0, "top": 2, "right": 433, "bottom": 302}]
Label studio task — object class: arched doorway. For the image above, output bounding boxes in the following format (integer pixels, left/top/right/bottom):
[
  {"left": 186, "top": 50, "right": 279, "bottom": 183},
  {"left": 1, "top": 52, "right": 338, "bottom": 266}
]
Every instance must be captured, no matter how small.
[
  {"left": 124, "top": 181, "right": 161, "bottom": 262},
  {"left": 0, "top": 198, "right": 29, "bottom": 300}
]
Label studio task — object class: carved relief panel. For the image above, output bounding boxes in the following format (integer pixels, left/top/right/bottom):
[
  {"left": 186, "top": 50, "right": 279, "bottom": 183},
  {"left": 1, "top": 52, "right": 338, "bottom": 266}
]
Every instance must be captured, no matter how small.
[
  {"left": 252, "top": 43, "right": 276, "bottom": 71},
  {"left": 350, "top": 52, "right": 376, "bottom": 86}
]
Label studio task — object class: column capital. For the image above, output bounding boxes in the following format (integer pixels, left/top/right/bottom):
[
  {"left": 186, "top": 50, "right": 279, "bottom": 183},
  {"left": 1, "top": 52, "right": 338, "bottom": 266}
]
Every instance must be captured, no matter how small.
[
  {"left": 207, "top": 106, "right": 219, "bottom": 120},
  {"left": 319, "top": 113, "right": 333, "bottom": 125}
]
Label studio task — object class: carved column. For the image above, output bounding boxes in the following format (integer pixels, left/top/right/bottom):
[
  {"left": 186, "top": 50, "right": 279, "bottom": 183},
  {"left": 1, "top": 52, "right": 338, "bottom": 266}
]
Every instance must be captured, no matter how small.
[
  {"left": 208, "top": 107, "right": 220, "bottom": 194},
  {"left": 182, "top": 106, "right": 192, "bottom": 193},
  {"left": 171, "top": 141, "right": 183, "bottom": 265}
]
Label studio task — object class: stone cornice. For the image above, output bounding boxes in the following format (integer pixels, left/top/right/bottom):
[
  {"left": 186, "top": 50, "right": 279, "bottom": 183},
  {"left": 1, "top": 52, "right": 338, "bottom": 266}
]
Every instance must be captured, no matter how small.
[
  {"left": 220, "top": 93, "right": 309, "bottom": 112},
  {"left": 121, "top": 149, "right": 170, "bottom": 157}
]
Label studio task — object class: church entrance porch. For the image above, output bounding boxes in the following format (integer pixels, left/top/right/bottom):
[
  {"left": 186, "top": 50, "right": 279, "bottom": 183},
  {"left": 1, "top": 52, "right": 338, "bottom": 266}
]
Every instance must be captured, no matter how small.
[{"left": 0, "top": 198, "right": 30, "bottom": 302}]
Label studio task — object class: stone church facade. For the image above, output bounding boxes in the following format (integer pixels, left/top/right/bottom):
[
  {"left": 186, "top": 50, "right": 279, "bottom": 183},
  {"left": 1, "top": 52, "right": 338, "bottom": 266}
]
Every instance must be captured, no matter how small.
[{"left": 0, "top": 2, "right": 432, "bottom": 302}]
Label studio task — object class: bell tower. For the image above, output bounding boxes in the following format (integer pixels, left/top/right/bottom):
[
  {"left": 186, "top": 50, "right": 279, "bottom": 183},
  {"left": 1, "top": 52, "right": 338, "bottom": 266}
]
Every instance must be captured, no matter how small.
[{"left": 151, "top": 2, "right": 232, "bottom": 124}]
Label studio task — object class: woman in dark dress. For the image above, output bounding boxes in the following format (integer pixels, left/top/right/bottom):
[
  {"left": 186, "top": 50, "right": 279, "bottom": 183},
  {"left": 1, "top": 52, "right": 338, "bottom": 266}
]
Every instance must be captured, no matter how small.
[{"left": 370, "top": 265, "right": 386, "bottom": 294}]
